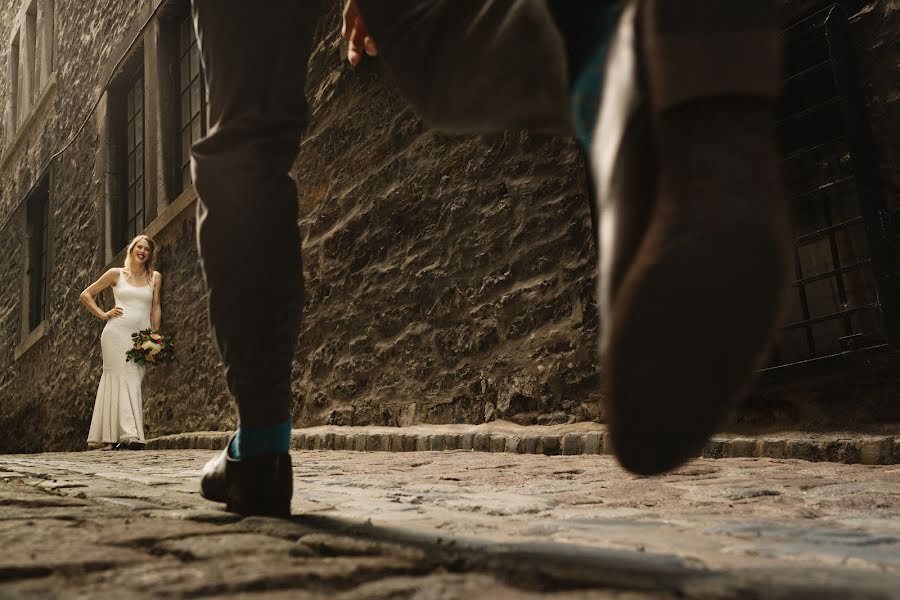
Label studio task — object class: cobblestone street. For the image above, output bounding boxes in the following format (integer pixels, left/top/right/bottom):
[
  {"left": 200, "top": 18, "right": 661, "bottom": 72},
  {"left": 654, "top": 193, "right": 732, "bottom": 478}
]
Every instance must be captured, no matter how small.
[{"left": 1, "top": 447, "right": 899, "bottom": 598}]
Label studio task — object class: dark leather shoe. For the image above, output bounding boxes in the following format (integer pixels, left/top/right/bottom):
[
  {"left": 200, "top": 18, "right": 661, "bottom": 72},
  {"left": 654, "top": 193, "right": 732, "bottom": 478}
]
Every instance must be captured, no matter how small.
[
  {"left": 200, "top": 434, "right": 293, "bottom": 517},
  {"left": 593, "top": 0, "right": 790, "bottom": 476}
]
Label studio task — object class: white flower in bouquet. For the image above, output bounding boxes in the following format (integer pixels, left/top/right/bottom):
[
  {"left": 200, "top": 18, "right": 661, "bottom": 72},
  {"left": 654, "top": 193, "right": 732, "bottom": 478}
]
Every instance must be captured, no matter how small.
[{"left": 141, "top": 339, "right": 163, "bottom": 355}]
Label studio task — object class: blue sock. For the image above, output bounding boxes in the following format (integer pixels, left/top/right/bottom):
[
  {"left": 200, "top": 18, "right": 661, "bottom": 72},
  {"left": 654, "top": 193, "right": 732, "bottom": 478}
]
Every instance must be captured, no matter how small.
[{"left": 229, "top": 420, "right": 292, "bottom": 460}]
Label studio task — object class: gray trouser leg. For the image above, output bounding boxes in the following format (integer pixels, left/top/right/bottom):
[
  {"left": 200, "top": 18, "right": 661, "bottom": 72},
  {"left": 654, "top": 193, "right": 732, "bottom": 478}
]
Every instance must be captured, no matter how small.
[{"left": 190, "top": 0, "right": 323, "bottom": 427}]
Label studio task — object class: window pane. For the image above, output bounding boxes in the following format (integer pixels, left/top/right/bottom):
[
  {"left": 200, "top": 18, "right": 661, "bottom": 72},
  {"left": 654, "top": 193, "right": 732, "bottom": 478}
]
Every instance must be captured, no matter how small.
[
  {"left": 180, "top": 17, "right": 190, "bottom": 54},
  {"left": 805, "top": 277, "right": 841, "bottom": 319},
  {"left": 135, "top": 113, "right": 143, "bottom": 145},
  {"left": 843, "top": 265, "right": 877, "bottom": 310},
  {"left": 191, "top": 78, "right": 201, "bottom": 116},
  {"left": 181, "top": 91, "right": 191, "bottom": 127},
  {"left": 181, "top": 127, "right": 192, "bottom": 166},
  {"left": 191, "top": 116, "right": 201, "bottom": 142},
  {"left": 135, "top": 148, "right": 143, "bottom": 179},
  {"left": 190, "top": 45, "right": 200, "bottom": 79},
  {"left": 797, "top": 238, "right": 833, "bottom": 279},
  {"left": 127, "top": 186, "right": 135, "bottom": 219}
]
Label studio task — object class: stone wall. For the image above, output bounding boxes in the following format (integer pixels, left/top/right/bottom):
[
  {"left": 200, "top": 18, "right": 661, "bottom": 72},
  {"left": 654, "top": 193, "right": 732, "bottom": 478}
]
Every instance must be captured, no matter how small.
[
  {"left": 291, "top": 16, "right": 597, "bottom": 428},
  {"left": 0, "top": 0, "right": 897, "bottom": 452}
]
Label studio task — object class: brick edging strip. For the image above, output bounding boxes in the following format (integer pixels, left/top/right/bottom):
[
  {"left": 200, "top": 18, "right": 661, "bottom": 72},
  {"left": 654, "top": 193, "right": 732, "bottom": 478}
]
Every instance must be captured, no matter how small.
[{"left": 144, "top": 429, "right": 900, "bottom": 465}]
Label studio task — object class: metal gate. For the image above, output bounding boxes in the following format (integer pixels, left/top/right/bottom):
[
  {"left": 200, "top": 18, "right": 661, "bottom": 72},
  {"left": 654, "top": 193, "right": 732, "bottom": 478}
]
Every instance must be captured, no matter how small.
[{"left": 765, "top": 3, "right": 899, "bottom": 373}]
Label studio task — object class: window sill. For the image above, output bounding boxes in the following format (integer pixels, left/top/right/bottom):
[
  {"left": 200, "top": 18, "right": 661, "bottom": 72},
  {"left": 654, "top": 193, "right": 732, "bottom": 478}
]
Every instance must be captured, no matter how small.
[
  {"left": 0, "top": 72, "right": 58, "bottom": 171},
  {"left": 14, "top": 320, "right": 49, "bottom": 361},
  {"left": 147, "top": 184, "right": 197, "bottom": 238},
  {"left": 105, "top": 184, "right": 198, "bottom": 269}
]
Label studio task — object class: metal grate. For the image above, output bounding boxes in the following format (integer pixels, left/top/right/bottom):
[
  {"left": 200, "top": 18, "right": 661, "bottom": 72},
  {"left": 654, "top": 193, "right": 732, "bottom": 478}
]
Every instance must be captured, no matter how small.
[{"left": 766, "top": 3, "right": 898, "bottom": 371}]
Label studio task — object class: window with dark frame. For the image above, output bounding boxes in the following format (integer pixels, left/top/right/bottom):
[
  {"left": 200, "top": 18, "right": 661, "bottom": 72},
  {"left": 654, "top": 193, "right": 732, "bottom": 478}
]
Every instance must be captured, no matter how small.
[
  {"left": 766, "top": 3, "right": 896, "bottom": 371},
  {"left": 123, "top": 73, "right": 145, "bottom": 244},
  {"left": 24, "top": 3, "right": 36, "bottom": 105},
  {"left": 6, "top": 0, "right": 54, "bottom": 143},
  {"left": 177, "top": 13, "right": 206, "bottom": 191},
  {"left": 26, "top": 178, "right": 50, "bottom": 332}
]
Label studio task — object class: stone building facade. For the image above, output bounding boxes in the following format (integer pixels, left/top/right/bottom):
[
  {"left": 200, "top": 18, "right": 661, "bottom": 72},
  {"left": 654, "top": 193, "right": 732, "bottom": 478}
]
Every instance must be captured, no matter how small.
[{"left": 0, "top": 0, "right": 897, "bottom": 452}]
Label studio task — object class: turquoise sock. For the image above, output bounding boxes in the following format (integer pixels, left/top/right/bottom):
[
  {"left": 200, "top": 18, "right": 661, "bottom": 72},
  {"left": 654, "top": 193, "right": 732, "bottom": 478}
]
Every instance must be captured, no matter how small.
[{"left": 229, "top": 420, "right": 292, "bottom": 460}]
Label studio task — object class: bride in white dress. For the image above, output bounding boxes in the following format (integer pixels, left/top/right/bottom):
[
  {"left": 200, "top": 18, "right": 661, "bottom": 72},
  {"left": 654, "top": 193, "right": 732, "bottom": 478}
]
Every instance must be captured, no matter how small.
[{"left": 80, "top": 235, "right": 163, "bottom": 450}]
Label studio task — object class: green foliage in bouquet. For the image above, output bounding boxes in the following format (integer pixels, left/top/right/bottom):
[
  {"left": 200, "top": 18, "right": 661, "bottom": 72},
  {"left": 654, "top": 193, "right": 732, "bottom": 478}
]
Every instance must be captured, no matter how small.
[{"left": 125, "top": 329, "right": 175, "bottom": 365}]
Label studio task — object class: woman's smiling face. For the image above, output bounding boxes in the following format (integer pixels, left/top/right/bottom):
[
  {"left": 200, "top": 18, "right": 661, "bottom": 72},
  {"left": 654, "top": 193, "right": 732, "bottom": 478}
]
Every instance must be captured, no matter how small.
[{"left": 132, "top": 239, "right": 151, "bottom": 265}]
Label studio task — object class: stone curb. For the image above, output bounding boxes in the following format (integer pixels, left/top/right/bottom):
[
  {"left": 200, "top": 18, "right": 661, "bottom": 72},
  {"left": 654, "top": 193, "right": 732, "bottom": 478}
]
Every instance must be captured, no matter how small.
[{"left": 144, "top": 428, "right": 900, "bottom": 465}]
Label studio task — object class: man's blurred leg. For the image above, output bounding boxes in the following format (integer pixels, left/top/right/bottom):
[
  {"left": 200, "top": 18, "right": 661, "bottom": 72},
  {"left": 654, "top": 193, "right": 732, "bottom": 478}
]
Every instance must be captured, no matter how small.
[
  {"left": 594, "top": 0, "right": 791, "bottom": 475},
  {"left": 191, "top": 0, "right": 324, "bottom": 516}
]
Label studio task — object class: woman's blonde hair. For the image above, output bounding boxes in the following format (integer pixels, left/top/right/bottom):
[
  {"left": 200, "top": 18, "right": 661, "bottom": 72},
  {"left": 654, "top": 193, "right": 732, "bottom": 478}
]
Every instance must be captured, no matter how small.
[{"left": 122, "top": 234, "right": 158, "bottom": 286}]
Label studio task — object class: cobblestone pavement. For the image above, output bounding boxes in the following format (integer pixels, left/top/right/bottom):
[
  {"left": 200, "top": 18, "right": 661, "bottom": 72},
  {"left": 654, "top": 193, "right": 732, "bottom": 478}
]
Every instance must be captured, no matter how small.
[{"left": 1, "top": 449, "right": 899, "bottom": 598}]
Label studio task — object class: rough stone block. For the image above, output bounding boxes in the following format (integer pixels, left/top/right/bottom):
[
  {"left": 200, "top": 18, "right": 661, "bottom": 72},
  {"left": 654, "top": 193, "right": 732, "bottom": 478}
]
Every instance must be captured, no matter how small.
[
  {"left": 702, "top": 439, "right": 725, "bottom": 459},
  {"left": 823, "top": 440, "right": 861, "bottom": 464},
  {"left": 461, "top": 433, "right": 475, "bottom": 451},
  {"left": 583, "top": 432, "right": 601, "bottom": 455},
  {"left": 561, "top": 433, "right": 583, "bottom": 455},
  {"left": 323, "top": 433, "right": 336, "bottom": 450},
  {"left": 523, "top": 436, "right": 540, "bottom": 454},
  {"left": 402, "top": 434, "right": 418, "bottom": 452},
  {"left": 294, "top": 433, "right": 307, "bottom": 450},
  {"left": 505, "top": 436, "right": 522, "bottom": 453},
  {"left": 759, "top": 439, "right": 787, "bottom": 460},
  {"left": 365, "top": 434, "right": 380, "bottom": 452},
  {"left": 601, "top": 432, "right": 615, "bottom": 455},
  {"left": 416, "top": 435, "right": 430, "bottom": 451},
  {"left": 430, "top": 436, "right": 444, "bottom": 451},
  {"left": 474, "top": 433, "right": 491, "bottom": 452},
  {"left": 389, "top": 435, "right": 404, "bottom": 452},
  {"left": 541, "top": 436, "right": 560, "bottom": 456},
  {"left": 490, "top": 435, "right": 507, "bottom": 453},
  {"left": 333, "top": 433, "right": 346, "bottom": 451},
  {"left": 353, "top": 434, "right": 367, "bottom": 452},
  {"left": 785, "top": 439, "right": 821, "bottom": 462},
  {"left": 725, "top": 438, "right": 756, "bottom": 458},
  {"left": 859, "top": 437, "right": 891, "bottom": 465},
  {"left": 443, "top": 435, "right": 461, "bottom": 451}
]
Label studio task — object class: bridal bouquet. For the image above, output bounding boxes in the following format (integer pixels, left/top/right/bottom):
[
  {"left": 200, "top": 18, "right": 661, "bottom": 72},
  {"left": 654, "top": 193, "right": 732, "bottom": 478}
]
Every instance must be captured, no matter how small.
[{"left": 125, "top": 329, "right": 175, "bottom": 365}]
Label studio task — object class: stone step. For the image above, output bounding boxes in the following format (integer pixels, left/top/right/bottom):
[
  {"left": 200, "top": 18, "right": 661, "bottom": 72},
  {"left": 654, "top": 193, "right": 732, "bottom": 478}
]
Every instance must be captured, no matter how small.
[{"left": 144, "top": 425, "right": 900, "bottom": 465}]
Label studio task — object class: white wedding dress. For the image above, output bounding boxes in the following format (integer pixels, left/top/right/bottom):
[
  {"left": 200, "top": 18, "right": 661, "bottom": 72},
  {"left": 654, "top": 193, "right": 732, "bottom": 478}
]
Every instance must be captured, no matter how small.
[{"left": 87, "top": 269, "right": 152, "bottom": 446}]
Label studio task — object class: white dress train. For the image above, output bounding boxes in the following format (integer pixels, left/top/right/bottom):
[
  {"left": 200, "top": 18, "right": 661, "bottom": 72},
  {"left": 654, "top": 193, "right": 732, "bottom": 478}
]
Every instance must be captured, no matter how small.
[{"left": 87, "top": 270, "right": 152, "bottom": 445}]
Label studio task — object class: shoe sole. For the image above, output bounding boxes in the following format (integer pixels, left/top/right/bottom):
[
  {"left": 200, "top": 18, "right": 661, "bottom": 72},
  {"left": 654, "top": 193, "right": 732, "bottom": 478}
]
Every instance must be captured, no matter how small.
[
  {"left": 606, "top": 219, "right": 789, "bottom": 475},
  {"left": 225, "top": 498, "right": 291, "bottom": 518}
]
